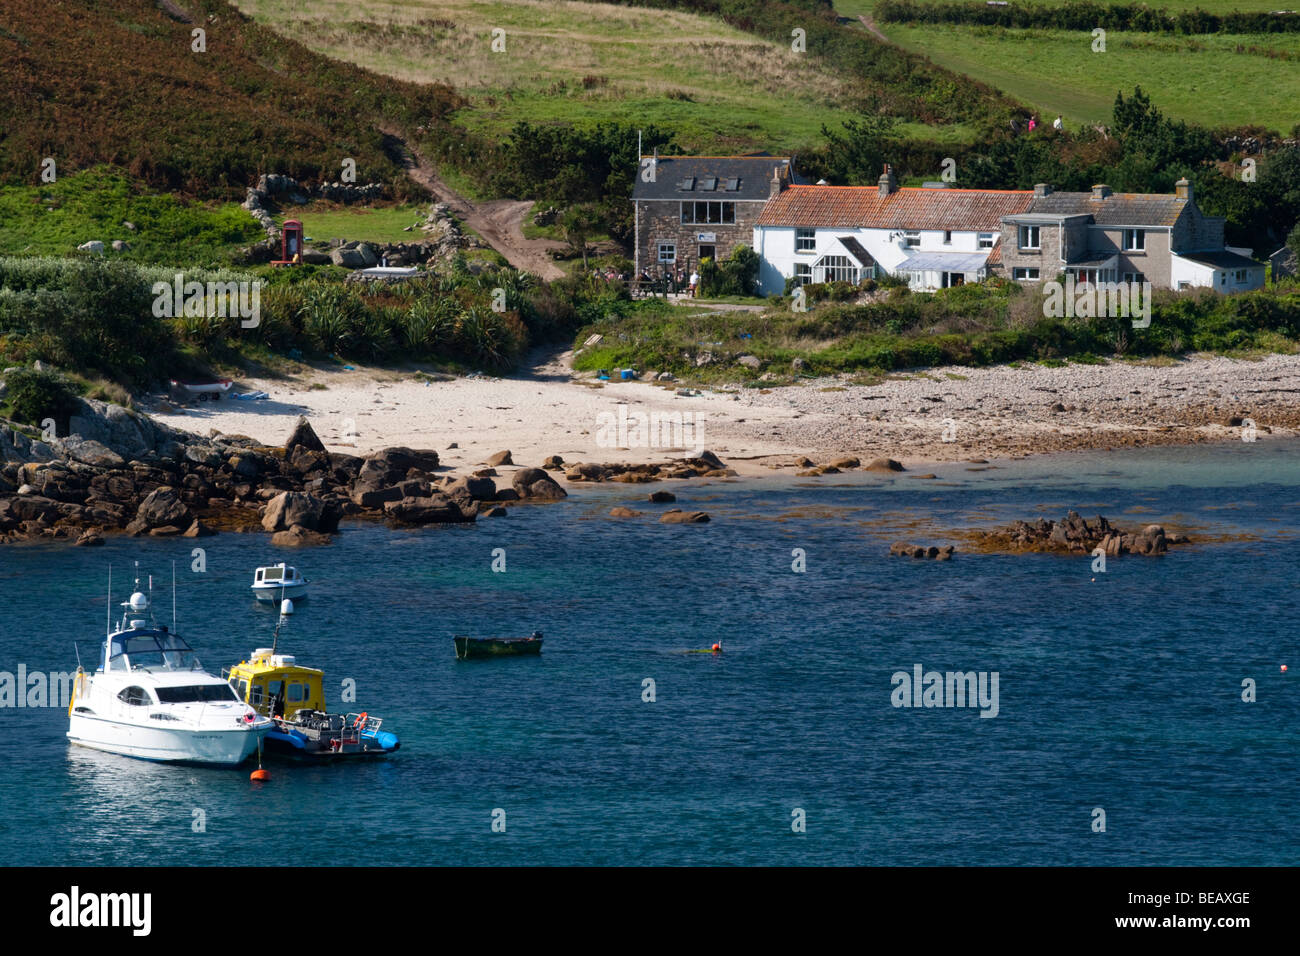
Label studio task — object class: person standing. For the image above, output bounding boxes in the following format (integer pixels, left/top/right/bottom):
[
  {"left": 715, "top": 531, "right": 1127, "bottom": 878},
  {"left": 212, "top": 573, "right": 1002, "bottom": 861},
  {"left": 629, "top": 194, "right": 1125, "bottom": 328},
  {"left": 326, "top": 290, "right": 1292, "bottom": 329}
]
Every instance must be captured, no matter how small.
[
  {"left": 1053, "top": 115, "right": 1064, "bottom": 131},
  {"left": 689, "top": 269, "right": 699, "bottom": 297},
  {"left": 1028, "top": 114, "right": 1037, "bottom": 132}
]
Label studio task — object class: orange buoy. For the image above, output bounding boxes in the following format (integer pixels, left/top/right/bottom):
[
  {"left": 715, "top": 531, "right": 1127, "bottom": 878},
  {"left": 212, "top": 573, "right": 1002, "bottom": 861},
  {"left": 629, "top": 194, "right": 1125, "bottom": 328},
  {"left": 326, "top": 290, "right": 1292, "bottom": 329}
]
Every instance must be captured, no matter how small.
[
  {"left": 711, "top": 643, "right": 722, "bottom": 652},
  {"left": 1283, "top": 665, "right": 1289, "bottom": 673},
  {"left": 250, "top": 768, "right": 270, "bottom": 782}
]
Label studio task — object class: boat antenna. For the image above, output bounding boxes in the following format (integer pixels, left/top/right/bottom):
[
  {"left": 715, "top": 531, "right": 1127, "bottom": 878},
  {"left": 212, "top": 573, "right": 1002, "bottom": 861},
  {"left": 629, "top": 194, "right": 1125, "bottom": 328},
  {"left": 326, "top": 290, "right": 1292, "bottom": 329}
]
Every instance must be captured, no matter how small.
[
  {"left": 105, "top": 564, "right": 112, "bottom": 639},
  {"left": 172, "top": 561, "right": 177, "bottom": 632},
  {"left": 271, "top": 602, "right": 287, "bottom": 656}
]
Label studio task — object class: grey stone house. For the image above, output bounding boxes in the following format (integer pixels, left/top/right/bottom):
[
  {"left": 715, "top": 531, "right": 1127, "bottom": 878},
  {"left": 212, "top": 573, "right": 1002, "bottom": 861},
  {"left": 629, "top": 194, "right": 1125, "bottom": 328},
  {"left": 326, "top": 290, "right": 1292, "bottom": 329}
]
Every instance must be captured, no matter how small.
[
  {"left": 632, "top": 154, "right": 794, "bottom": 279},
  {"left": 999, "top": 180, "right": 1265, "bottom": 291}
]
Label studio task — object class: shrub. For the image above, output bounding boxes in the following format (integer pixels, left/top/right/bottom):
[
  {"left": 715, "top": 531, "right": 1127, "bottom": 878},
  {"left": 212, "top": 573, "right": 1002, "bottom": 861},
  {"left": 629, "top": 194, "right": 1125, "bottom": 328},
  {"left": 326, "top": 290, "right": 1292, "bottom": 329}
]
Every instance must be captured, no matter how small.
[{"left": 3, "top": 367, "right": 80, "bottom": 428}]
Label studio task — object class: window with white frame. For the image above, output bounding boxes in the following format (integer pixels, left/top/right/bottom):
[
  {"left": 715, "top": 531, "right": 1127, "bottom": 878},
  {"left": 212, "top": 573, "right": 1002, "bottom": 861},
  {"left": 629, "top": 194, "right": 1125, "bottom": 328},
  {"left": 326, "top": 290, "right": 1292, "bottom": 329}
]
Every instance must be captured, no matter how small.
[
  {"left": 795, "top": 229, "right": 816, "bottom": 253},
  {"left": 978, "top": 233, "right": 994, "bottom": 249},
  {"left": 1012, "top": 267, "right": 1040, "bottom": 281},
  {"left": 903, "top": 231, "right": 921, "bottom": 248},
  {"left": 1123, "top": 229, "right": 1145, "bottom": 251},
  {"left": 794, "top": 263, "right": 812, "bottom": 284},
  {"left": 1018, "top": 225, "right": 1040, "bottom": 250},
  {"left": 1234, "top": 269, "right": 1250, "bottom": 283},
  {"left": 657, "top": 242, "right": 676, "bottom": 263},
  {"left": 813, "top": 255, "right": 859, "bottom": 283},
  {"left": 943, "top": 230, "right": 953, "bottom": 245}
]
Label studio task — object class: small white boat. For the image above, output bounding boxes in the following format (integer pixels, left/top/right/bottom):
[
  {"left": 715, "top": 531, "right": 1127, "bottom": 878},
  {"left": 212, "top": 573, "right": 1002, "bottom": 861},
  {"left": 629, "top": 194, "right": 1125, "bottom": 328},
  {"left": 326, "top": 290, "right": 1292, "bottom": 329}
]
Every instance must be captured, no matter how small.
[
  {"left": 251, "top": 564, "right": 308, "bottom": 603},
  {"left": 67, "top": 565, "right": 271, "bottom": 766},
  {"left": 168, "top": 379, "right": 233, "bottom": 403}
]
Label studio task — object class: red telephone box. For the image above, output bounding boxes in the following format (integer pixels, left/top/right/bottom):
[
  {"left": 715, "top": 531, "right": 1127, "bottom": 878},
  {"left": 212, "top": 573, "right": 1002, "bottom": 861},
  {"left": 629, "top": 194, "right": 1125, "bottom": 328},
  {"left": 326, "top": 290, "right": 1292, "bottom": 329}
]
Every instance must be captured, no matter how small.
[{"left": 273, "top": 219, "right": 303, "bottom": 266}]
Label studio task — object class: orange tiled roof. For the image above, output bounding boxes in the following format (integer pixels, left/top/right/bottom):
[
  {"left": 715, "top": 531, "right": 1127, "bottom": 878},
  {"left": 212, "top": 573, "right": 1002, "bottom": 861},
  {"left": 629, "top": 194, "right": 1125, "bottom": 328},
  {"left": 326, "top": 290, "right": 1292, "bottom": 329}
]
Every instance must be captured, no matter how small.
[{"left": 756, "top": 185, "right": 1034, "bottom": 231}]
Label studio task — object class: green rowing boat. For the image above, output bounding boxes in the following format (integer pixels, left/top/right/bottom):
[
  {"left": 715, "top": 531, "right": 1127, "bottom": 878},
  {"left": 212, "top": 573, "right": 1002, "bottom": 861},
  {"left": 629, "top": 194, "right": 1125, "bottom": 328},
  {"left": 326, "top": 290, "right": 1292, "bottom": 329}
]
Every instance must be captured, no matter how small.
[{"left": 454, "top": 633, "right": 544, "bottom": 660}]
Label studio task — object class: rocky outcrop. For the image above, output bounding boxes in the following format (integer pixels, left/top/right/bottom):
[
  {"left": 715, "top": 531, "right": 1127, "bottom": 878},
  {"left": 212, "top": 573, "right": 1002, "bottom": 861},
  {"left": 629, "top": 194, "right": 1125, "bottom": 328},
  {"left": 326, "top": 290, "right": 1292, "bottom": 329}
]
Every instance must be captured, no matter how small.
[
  {"left": 560, "top": 451, "right": 735, "bottom": 484},
  {"left": 890, "top": 542, "right": 955, "bottom": 561},
  {"left": 1, "top": 404, "right": 476, "bottom": 545},
  {"left": 968, "top": 512, "right": 1190, "bottom": 556},
  {"left": 658, "top": 509, "right": 710, "bottom": 524}
]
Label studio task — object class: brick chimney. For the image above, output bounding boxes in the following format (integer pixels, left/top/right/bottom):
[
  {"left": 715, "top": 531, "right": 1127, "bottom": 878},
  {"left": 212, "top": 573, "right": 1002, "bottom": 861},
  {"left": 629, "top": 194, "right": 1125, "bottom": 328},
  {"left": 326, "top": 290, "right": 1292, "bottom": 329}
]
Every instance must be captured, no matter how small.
[
  {"left": 1091, "top": 184, "right": 1111, "bottom": 201},
  {"left": 770, "top": 166, "right": 786, "bottom": 199},
  {"left": 1175, "top": 178, "right": 1192, "bottom": 203},
  {"left": 878, "top": 163, "right": 898, "bottom": 198},
  {"left": 1033, "top": 183, "right": 1052, "bottom": 197}
]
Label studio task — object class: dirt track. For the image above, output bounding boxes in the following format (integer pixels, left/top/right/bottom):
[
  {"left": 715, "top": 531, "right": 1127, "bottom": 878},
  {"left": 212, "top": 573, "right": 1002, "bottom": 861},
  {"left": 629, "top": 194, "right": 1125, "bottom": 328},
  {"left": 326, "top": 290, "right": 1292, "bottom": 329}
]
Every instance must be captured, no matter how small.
[{"left": 383, "top": 131, "right": 567, "bottom": 279}]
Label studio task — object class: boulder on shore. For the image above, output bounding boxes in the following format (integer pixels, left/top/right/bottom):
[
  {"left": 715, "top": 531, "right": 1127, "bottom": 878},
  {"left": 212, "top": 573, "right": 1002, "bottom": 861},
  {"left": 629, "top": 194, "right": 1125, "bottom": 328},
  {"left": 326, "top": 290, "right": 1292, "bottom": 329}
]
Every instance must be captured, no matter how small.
[
  {"left": 864, "top": 458, "right": 905, "bottom": 473},
  {"left": 382, "top": 494, "right": 477, "bottom": 525},
  {"left": 512, "top": 467, "right": 567, "bottom": 500},
  {"left": 136, "top": 487, "right": 192, "bottom": 530},
  {"left": 285, "top": 416, "right": 326, "bottom": 454}
]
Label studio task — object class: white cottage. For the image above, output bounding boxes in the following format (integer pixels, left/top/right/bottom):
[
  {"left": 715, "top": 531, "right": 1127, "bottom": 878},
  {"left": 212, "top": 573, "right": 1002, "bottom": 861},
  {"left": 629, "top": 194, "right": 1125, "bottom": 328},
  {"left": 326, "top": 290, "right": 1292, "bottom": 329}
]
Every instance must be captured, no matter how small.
[{"left": 752, "top": 166, "right": 1034, "bottom": 294}]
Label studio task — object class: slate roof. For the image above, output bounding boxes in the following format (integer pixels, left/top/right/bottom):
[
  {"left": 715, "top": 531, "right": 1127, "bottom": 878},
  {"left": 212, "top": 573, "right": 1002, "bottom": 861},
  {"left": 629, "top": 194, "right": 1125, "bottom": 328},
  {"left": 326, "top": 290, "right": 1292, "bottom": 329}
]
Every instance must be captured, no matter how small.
[
  {"left": 1019, "top": 191, "right": 1189, "bottom": 227},
  {"left": 633, "top": 155, "right": 792, "bottom": 202},
  {"left": 756, "top": 185, "right": 1033, "bottom": 231},
  {"left": 836, "top": 236, "right": 874, "bottom": 267}
]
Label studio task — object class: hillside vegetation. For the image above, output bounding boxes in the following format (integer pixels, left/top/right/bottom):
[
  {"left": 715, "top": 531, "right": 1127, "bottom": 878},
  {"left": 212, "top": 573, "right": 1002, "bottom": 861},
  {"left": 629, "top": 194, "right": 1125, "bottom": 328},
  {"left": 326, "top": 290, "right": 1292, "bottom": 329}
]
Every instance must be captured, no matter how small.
[
  {"left": 0, "top": 0, "right": 459, "bottom": 198},
  {"left": 232, "top": 0, "right": 865, "bottom": 153}
]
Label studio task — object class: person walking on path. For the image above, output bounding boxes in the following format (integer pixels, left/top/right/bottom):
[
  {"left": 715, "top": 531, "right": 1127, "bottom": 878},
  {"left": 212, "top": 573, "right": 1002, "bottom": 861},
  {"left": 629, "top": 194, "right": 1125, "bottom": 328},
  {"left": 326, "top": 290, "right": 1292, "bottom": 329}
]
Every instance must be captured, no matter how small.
[{"left": 689, "top": 269, "right": 700, "bottom": 297}]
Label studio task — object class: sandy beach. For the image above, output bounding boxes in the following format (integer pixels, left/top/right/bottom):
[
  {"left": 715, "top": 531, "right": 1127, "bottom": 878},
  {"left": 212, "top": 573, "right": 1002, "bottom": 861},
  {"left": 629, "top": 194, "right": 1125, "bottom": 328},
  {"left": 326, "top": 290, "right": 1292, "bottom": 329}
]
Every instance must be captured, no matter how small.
[{"left": 145, "top": 350, "right": 1300, "bottom": 475}]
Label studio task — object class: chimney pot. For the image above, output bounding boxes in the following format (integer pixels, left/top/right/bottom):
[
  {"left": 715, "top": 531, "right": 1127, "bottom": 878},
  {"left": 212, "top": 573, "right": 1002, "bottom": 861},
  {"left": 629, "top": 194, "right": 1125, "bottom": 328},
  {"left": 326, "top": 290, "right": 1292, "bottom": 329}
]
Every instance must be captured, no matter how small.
[
  {"left": 877, "top": 163, "right": 898, "bottom": 198},
  {"left": 1091, "top": 184, "right": 1111, "bottom": 201},
  {"left": 769, "top": 166, "right": 786, "bottom": 199},
  {"left": 1175, "top": 178, "right": 1192, "bottom": 202},
  {"left": 1033, "top": 183, "right": 1052, "bottom": 197}
]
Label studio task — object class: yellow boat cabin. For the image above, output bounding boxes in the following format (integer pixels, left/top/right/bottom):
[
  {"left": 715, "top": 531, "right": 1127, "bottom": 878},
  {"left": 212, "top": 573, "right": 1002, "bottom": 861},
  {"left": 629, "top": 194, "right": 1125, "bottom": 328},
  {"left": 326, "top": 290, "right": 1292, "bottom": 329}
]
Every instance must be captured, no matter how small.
[{"left": 225, "top": 648, "right": 325, "bottom": 720}]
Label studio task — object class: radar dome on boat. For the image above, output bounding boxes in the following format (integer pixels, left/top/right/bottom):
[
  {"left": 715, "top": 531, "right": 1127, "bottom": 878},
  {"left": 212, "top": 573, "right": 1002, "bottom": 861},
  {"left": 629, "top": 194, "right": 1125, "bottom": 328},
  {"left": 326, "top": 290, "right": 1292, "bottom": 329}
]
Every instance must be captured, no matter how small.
[
  {"left": 129, "top": 592, "right": 149, "bottom": 611},
  {"left": 253, "top": 648, "right": 273, "bottom": 657}
]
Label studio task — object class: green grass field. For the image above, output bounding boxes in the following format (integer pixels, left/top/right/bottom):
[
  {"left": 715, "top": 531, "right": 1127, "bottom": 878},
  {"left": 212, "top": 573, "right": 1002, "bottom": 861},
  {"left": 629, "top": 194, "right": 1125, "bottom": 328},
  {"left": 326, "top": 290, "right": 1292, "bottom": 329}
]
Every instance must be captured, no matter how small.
[
  {"left": 879, "top": 24, "right": 1300, "bottom": 130},
  {"left": 282, "top": 204, "right": 434, "bottom": 245},
  {"left": 231, "top": 0, "right": 886, "bottom": 153},
  {"left": 0, "top": 168, "right": 262, "bottom": 266}
]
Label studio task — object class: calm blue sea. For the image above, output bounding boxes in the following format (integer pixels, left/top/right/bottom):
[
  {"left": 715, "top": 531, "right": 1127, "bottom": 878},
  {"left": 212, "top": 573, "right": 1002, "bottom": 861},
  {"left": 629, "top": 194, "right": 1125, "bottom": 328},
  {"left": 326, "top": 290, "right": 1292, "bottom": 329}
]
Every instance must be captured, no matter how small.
[{"left": 2, "top": 440, "right": 1298, "bottom": 866}]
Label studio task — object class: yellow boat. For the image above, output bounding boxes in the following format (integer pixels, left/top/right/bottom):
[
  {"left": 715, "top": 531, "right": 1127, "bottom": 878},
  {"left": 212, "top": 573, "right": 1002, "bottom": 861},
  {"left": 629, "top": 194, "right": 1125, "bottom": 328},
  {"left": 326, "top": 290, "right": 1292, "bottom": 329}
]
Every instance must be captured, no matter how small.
[{"left": 224, "top": 648, "right": 399, "bottom": 758}]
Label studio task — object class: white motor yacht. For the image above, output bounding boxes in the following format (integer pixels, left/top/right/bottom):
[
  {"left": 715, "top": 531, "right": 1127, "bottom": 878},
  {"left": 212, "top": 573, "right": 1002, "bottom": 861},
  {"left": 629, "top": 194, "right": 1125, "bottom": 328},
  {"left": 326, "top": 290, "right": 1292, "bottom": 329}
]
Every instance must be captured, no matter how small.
[{"left": 67, "top": 566, "right": 271, "bottom": 765}]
